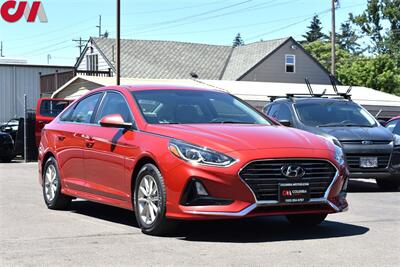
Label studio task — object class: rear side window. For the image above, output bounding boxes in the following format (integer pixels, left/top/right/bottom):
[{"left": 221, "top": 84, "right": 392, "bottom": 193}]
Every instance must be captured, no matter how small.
[
  {"left": 95, "top": 92, "right": 133, "bottom": 123},
  {"left": 40, "top": 100, "right": 70, "bottom": 117},
  {"left": 267, "top": 104, "right": 280, "bottom": 119},
  {"left": 277, "top": 104, "right": 292, "bottom": 121},
  {"left": 69, "top": 93, "right": 101, "bottom": 123}
]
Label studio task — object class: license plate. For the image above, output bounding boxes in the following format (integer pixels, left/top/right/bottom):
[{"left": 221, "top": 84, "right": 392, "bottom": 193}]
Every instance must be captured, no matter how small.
[
  {"left": 360, "top": 157, "right": 378, "bottom": 168},
  {"left": 279, "top": 183, "right": 310, "bottom": 203}
]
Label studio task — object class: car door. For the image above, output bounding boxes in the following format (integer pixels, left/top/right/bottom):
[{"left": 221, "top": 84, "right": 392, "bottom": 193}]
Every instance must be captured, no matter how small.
[
  {"left": 54, "top": 93, "right": 102, "bottom": 191},
  {"left": 83, "top": 91, "right": 139, "bottom": 203}
]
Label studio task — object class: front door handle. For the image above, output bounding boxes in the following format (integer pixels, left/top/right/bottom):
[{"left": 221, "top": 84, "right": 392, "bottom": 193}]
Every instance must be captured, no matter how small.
[{"left": 57, "top": 135, "right": 66, "bottom": 141}]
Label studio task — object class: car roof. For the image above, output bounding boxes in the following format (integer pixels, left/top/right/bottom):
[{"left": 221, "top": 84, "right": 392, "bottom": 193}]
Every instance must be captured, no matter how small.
[{"left": 272, "top": 97, "right": 351, "bottom": 104}]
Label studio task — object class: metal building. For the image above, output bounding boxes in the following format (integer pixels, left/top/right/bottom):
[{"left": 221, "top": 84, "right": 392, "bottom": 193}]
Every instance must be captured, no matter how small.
[{"left": 0, "top": 63, "right": 73, "bottom": 123}]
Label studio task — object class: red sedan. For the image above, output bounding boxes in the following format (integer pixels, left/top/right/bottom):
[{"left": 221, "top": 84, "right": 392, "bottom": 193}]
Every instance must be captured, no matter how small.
[{"left": 38, "top": 85, "right": 348, "bottom": 235}]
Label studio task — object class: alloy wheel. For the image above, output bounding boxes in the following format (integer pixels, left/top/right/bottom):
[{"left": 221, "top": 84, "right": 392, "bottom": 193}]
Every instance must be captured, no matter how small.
[
  {"left": 44, "top": 164, "right": 58, "bottom": 202},
  {"left": 137, "top": 174, "right": 161, "bottom": 225}
]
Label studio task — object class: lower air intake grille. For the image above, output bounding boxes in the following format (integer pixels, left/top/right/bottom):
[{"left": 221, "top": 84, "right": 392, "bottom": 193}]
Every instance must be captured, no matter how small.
[{"left": 239, "top": 160, "right": 337, "bottom": 201}]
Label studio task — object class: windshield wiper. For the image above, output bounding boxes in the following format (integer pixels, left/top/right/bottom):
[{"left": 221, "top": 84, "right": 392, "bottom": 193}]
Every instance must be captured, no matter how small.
[
  {"left": 212, "top": 121, "right": 255, "bottom": 124},
  {"left": 317, "top": 122, "right": 373, "bottom": 127}
]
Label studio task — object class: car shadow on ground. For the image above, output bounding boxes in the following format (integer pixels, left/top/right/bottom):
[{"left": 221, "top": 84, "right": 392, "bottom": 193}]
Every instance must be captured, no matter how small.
[
  {"left": 348, "top": 179, "right": 400, "bottom": 193},
  {"left": 69, "top": 200, "right": 369, "bottom": 243}
]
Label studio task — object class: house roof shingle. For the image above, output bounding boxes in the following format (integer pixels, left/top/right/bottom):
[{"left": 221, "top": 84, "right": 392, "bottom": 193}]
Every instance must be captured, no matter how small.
[{"left": 90, "top": 37, "right": 290, "bottom": 80}]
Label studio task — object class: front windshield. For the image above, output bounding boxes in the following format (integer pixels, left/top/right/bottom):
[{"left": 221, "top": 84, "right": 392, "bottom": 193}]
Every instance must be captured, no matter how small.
[
  {"left": 132, "top": 90, "right": 271, "bottom": 125},
  {"left": 295, "top": 101, "right": 377, "bottom": 127}
]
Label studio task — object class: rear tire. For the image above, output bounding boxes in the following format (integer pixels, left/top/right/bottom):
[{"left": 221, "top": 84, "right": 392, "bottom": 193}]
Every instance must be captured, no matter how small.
[
  {"left": 376, "top": 178, "right": 400, "bottom": 191},
  {"left": 42, "top": 157, "right": 71, "bottom": 210},
  {"left": 1, "top": 156, "right": 13, "bottom": 163},
  {"left": 286, "top": 213, "right": 328, "bottom": 226},
  {"left": 133, "top": 163, "right": 177, "bottom": 236}
]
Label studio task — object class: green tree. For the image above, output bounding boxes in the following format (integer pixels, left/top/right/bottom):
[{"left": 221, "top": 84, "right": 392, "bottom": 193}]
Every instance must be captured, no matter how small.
[
  {"left": 337, "top": 20, "right": 361, "bottom": 54},
  {"left": 351, "top": 0, "right": 400, "bottom": 61},
  {"left": 233, "top": 33, "right": 244, "bottom": 47},
  {"left": 337, "top": 54, "right": 400, "bottom": 95},
  {"left": 303, "top": 40, "right": 400, "bottom": 95},
  {"left": 302, "top": 15, "right": 327, "bottom": 43}
]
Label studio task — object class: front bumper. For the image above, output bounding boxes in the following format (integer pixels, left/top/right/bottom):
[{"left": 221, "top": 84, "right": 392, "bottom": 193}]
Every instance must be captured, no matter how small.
[
  {"left": 343, "top": 143, "right": 400, "bottom": 180},
  {"left": 163, "top": 148, "right": 348, "bottom": 220}
]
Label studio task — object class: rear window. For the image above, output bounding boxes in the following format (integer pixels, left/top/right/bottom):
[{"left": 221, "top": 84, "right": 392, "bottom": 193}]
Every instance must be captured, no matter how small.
[{"left": 39, "top": 100, "right": 71, "bottom": 117}]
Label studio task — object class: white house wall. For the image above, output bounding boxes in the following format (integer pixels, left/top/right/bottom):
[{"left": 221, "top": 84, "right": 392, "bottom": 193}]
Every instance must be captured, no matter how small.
[{"left": 77, "top": 42, "right": 112, "bottom": 72}]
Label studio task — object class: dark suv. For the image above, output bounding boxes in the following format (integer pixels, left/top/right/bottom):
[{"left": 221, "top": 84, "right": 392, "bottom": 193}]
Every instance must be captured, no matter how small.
[{"left": 263, "top": 94, "right": 400, "bottom": 190}]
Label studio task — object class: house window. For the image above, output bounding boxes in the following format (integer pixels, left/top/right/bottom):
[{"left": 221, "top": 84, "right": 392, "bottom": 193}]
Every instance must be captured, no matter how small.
[
  {"left": 285, "top": 55, "right": 295, "bottom": 73},
  {"left": 86, "top": 54, "right": 98, "bottom": 71}
]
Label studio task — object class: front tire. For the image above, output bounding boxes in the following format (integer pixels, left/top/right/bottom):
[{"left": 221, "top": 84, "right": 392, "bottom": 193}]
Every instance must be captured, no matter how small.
[
  {"left": 286, "top": 213, "right": 328, "bottom": 226},
  {"left": 376, "top": 178, "right": 400, "bottom": 191},
  {"left": 133, "top": 163, "right": 176, "bottom": 236},
  {"left": 42, "top": 157, "right": 71, "bottom": 210}
]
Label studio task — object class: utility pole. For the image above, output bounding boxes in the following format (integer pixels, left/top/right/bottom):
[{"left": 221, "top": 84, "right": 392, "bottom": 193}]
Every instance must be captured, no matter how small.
[
  {"left": 96, "top": 15, "right": 102, "bottom": 37},
  {"left": 331, "top": 0, "right": 337, "bottom": 76},
  {"left": 0, "top": 41, "right": 4, "bottom": 57},
  {"left": 116, "top": 0, "right": 121, "bottom": 85},
  {"left": 72, "top": 37, "right": 88, "bottom": 55},
  {"left": 47, "top": 54, "right": 51, "bottom": 65}
]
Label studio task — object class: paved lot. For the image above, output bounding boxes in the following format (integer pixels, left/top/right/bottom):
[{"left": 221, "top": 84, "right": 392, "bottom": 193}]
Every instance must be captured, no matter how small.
[{"left": 1, "top": 163, "right": 399, "bottom": 267}]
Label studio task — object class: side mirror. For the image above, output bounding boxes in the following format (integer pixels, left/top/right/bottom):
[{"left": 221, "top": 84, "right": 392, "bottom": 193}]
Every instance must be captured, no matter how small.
[
  {"left": 99, "top": 114, "right": 132, "bottom": 129},
  {"left": 279, "top": 120, "right": 292, "bottom": 127}
]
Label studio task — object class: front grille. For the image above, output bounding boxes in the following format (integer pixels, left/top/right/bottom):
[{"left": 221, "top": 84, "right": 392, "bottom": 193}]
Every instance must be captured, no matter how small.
[
  {"left": 345, "top": 154, "right": 391, "bottom": 170},
  {"left": 341, "top": 140, "right": 391, "bottom": 145},
  {"left": 239, "top": 160, "right": 337, "bottom": 201}
]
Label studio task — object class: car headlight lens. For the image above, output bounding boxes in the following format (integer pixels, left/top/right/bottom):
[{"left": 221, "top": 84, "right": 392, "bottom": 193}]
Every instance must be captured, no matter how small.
[
  {"left": 169, "top": 140, "right": 236, "bottom": 167},
  {"left": 334, "top": 145, "right": 345, "bottom": 166},
  {"left": 394, "top": 134, "right": 400, "bottom": 146}
]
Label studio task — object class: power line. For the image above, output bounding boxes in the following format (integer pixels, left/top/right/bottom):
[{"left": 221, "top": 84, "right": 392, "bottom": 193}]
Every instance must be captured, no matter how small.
[
  {"left": 124, "top": 0, "right": 256, "bottom": 30},
  {"left": 122, "top": 0, "right": 292, "bottom": 36},
  {"left": 72, "top": 37, "right": 89, "bottom": 55}
]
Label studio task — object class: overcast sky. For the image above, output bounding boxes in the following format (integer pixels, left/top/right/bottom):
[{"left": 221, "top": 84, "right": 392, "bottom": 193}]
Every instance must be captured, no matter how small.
[{"left": 0, "top": 0, "right": 366, "bottom": 66}]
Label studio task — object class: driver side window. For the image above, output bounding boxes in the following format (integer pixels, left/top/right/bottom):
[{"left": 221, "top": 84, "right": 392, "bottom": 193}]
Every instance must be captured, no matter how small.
[{"left": 95, "top": 92, "right": 133, "bottom": 123}]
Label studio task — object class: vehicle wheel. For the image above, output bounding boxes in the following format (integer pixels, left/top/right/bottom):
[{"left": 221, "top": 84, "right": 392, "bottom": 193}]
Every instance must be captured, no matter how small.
[
  {"left": 42, "top": 157, "right": 71, "bottom": 210},
  {"left": 286, "top": 213, "right": 328, "bottom": 226},
  {"left": 376, "top": 178, "right": 400, "bottom": 191},
  {"left": 133, "top": 163, "right": 177, "bottom": 236},
  {"left": 1, "top": 156, "right": 13, "bottom": 163}
]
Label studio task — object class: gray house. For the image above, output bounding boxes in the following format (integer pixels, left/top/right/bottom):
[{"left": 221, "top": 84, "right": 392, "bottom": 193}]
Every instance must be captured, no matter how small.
[{"left": 75, "top": 37, "right": 334, "bottom": 84}]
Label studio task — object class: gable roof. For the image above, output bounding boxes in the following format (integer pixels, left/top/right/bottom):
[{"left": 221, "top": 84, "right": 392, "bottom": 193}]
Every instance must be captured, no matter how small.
[
  {"left": 92, "top": 38, "right": 232, "bottom": 79},
  {"left": 222, "top": 37, "right": 289, "bottom": 80},
  {"left": 80, "top": 36, "right": 330, "bottom": 81}
]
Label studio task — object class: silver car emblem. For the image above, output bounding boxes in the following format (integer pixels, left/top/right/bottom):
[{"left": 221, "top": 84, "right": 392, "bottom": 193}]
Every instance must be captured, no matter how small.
[
  {"left": 281, "top": 165, "right": 306, "bottom": 178},
  {"left": 361, "top": 140, "right": 373, "bottom": 145}
]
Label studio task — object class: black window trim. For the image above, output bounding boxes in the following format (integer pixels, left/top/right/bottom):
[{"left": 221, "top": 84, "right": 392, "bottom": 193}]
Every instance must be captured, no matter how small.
[
  {"left": 92, "top": 90, "right": 137, "bottom": 129},
  {"left": 58, "top": 92, "right": 104, "bottom": 125}
]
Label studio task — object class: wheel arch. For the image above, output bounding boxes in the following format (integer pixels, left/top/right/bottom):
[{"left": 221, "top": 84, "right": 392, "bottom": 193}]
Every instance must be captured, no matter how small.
[
  {"left": 130, "top": 156, "right": 160, "bottom": 200},
  {"left": 41, "top": 151, "right": 56, "bottom": 181}
]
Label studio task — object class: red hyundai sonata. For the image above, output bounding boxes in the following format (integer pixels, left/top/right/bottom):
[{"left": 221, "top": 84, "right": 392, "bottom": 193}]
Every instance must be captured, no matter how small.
[{"left": 38, "top": 85, "right": 348, "bottom": 235}]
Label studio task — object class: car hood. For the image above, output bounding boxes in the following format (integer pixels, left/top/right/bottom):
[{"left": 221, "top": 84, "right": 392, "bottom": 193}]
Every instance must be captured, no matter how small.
[
  {"left": 145, "top": 124, "right": 333, "bottom": 153},
  {"left": 304, "top": 125, "right": 393, "bottom": 142}
]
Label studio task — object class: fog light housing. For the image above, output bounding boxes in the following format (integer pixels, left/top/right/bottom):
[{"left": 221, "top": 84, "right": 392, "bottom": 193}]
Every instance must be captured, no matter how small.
[
  {"left": 195, "top": 181, "right": 208, "bottom": 196},
  {"left": 180, "top": 178, "right": 233, "bottom": 206}
]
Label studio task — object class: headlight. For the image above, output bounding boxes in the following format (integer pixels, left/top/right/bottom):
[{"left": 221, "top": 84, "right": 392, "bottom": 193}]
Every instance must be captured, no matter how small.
[
  {"left": 394, "top": 134, "right": 400, "bottom": 146},
  {"left": 169, "top": 140, "right": 236, "bottom": 167},
  {"left": 334, "top": 145, "right": 345, "bottom": 166}
]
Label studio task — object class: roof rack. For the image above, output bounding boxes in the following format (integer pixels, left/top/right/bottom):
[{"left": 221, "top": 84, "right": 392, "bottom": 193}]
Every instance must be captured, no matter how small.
[{"left": 269, "top": 76, "right": 352, "bottom": 102}]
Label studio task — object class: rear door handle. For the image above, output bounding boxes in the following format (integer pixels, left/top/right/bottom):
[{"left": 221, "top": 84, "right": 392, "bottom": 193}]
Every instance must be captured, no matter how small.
[{"left": 57, "top": 135, "right": 66, "bottom": 141}]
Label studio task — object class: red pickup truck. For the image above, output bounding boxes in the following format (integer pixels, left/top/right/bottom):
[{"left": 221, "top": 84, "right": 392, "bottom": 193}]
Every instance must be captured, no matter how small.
[{"left": 35, "top": 98, "right": 72, "bottom": 146}]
